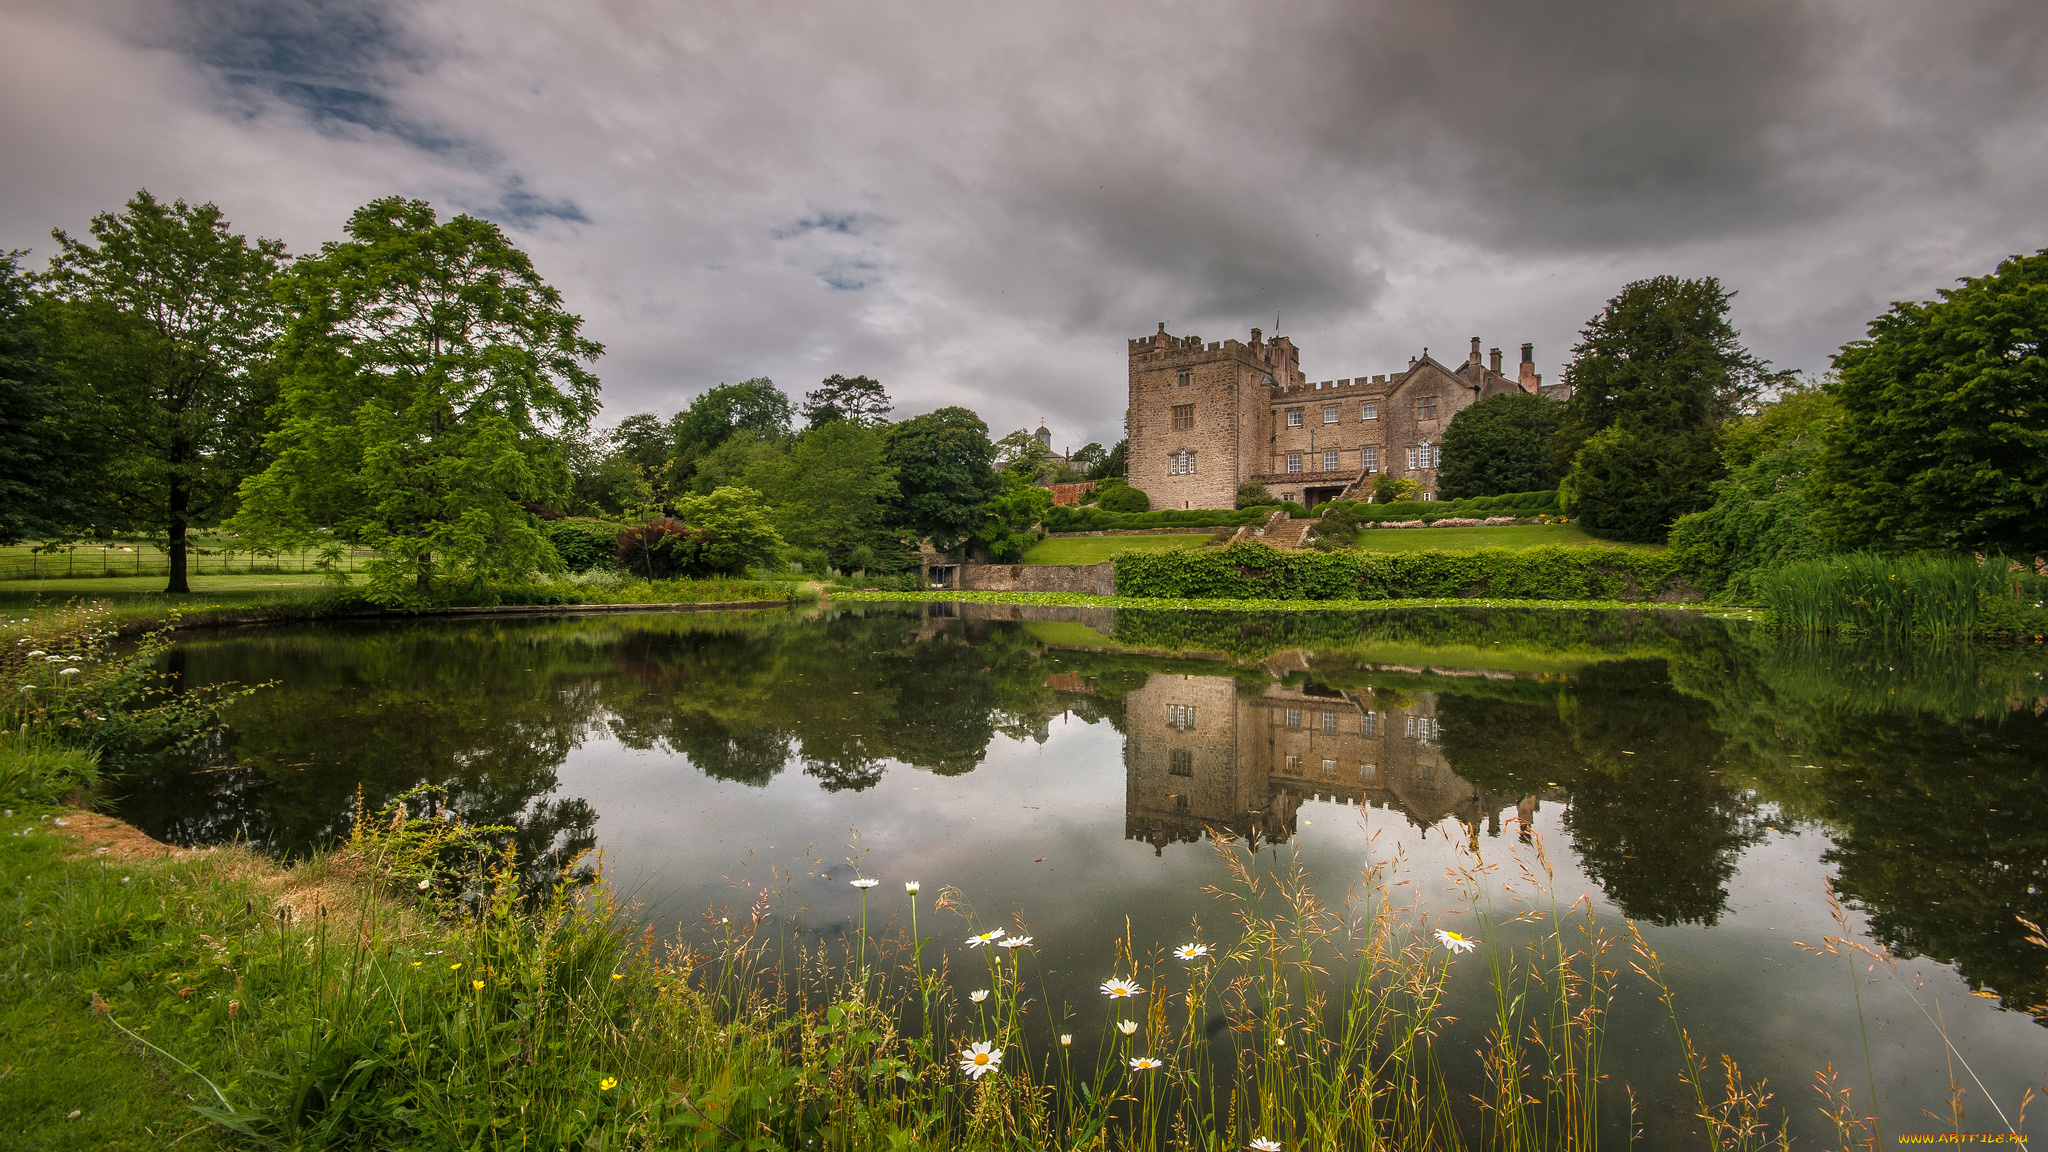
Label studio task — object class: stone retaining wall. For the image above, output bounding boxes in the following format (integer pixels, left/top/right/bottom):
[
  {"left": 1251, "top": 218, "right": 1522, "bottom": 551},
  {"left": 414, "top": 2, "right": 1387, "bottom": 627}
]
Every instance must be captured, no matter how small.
[{"left": 959, "top": 561, "right": 1116, "bottom": 595}]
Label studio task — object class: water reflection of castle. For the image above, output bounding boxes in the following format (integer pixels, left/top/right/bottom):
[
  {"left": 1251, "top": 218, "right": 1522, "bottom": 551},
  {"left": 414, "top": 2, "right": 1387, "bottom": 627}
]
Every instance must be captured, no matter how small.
[{"left": 1122, "top": 671, "right": 1538, "bottom": 853}]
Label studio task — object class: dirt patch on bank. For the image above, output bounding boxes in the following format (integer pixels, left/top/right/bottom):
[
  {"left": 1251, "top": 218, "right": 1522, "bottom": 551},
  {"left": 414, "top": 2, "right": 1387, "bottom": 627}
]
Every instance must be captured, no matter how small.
[{"left": 50, "top": 807, "right": 202, "bottom": 861}]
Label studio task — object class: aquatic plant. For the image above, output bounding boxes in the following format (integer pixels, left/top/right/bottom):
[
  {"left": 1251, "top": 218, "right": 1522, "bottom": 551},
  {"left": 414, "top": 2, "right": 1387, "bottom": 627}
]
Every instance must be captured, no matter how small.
[{"left": 1753, "top": 552, "right": 2035, "bottom": 640}]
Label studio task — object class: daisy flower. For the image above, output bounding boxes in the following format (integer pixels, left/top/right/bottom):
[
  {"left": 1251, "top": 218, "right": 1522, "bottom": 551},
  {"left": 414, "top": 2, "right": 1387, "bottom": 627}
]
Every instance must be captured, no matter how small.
[
  {"left": 1059, "top": 1034, "right": 1073, "bottom": 1046},
  {"left": 1100, "top": 977, "right": 1144, "bottom": 999},
  {"left": 958, "top": 1041, "right": 1003, "bottom": 1080},
  {"left": 966, "top": 929, "right": 1006, "bottom": 948},
  {"left": 1433, "top": 929, "right": 1478, "bottom": 954},
  {"left": 1117, "top": 1019, "right": 1139, "bottom": 1035},
  {"left": 1250, "top": 1138, "right": 1283, "bottom": 1151},
  {"left": 969, "top": 989, "right": 989, "bottom": 1003},
  {"left": 904, "top": 881, "right": 920, "bottom": 894},
  {"left": 997, "top": 935, "right": 1033, "bottom": 949},
  {"left": 850, "top": 877, "right": 879, "bottom": 889},
  {"left": 1129, "top": 1056, "right": 1163, "bottom": 1071},
  {"left": 1174, "top": 943, "right": 1209, "bottom": 960}
]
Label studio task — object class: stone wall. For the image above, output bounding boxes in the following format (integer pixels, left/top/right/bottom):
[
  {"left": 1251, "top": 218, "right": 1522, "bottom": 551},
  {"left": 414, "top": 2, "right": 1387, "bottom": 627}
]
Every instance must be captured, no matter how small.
[{"left": 958, "top": 561, "right": 1116, "bottom": 595}]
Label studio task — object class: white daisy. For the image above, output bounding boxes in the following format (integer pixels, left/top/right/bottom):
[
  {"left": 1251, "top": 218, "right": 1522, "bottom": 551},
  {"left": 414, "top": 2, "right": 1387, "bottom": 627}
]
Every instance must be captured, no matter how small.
[
  {"left": 1117, "top": 1019, "right": 1139, "bottom": 1035},
  {"left": 850, "top": 877, "right": 879, "bottom": 889},
  {"left": 1174, "top": 943, "right": 1209, "bottom": 961},
  {"left": 1059, "top": 1034, "right": 1073, "bottom": 1046},
  {"left": 969, "top": 989, "right": 989, "bottom": 1003},
  {"left": 58, "top": 668, "right": 81, "bottom": 676},
  {"left": 1433, "top": 929, "right": 1478, "bottom": 954},
  {"left": 904, "top": 881, "right": 920, "bottom": 894},
  {"left": 997, "top": 935, "right": 1033, "bottom": 949},
  {"left": 1100, "top": 977, "right": 1144, "bottom": 999},
  {"left": 1129, "top": 1056, "right": 1163, "bottom": 1071},
  {"left": 966, "top": 929, "right": 1006, "bottom": 948},
  {"left": 1250, "top": 1138, "right": 1283, "bottom": 1151},
  {"left": 958, "top": 1041, "right": 1003, "bottom": 1080}
]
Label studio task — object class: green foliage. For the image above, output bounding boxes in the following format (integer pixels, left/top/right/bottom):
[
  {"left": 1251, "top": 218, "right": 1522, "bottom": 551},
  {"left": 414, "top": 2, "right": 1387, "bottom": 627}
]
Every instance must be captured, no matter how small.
[
  {"left": 1555, "top": 276, "right": 1786, "bottom": 542},
  {"left": 0, "top": 728, "right": 102, "bottom": 805},
  {"left": 1041, "top": 505, "right": 1272, "bottom": 532},
  {"left": 1235, "top": 481, "right": 1271, "bottom": 509},
  {"left": 885, "top": 407, "right": 1000, "bottom": 550},
  {"left": 992, "top": 428, "right": 1077, "bottom": 486},
  {"left": 1437, "top": 392, "right": 1566, "bottom": 499},
  {"left": 688, "top": 428, "right": 782, "bottom": 497},
  {"left": 40, "top": 190, "right": 288, "bottom": 592},
  {"left": 669, "top": 485, "right": 785, "bottom": 575},
  {"left": 972, "top": 473, "right": 1051, "bottom": 562},
  {"left": 1317, "top": 490, "right": 1559, "bottom": 524},
  {"left": 1816, "top": 248, "right": 2048, "bottom": 554},
  {"left": 1086, "top": 437, "right": 1128, "bottom": 481},
  {"left": 542, "top": 517, "right": 631, "bottom": 572},
  {"left": 1096, "top": 484, "right": 1150, "bottom": 513},
  {"left": 230, "top": 197, "right": 602, "bottom": 606},
  {"left": 747, "top": 420, "right": 901, "bottom": 568},
  {"left": 1668, "top": 384, "right": 1836, "bottom": 596},
  {"left": 0, "top": 254, "right": 103, "bottom": 547},
  {"left": 1754, "top": 552, "right": 2041, "bottom": 640},
  {"left": 1113, "top": 540, "right": 1690, "bottom": 602},
  {"left": 800, "top": 373, "right": 892, "bottom": 428},
  {"left": 1371, "top": 474, "right": 1418, "bottom": 504},
  {"left": 668, "top": 378, "right": 792, "bottom": 488},
  {"left": 1561, "top": 424, "right": 1723, "bottom": 543}
]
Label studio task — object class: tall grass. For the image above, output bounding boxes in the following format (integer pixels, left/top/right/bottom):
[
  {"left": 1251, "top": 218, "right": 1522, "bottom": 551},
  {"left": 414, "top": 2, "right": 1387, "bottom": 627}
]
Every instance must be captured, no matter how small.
[
  {"left": 1754, "top": 552, "right": 2022, "bottom": 640},
  {"left": 9, "top": 786, "right": 1920, "bottom": 1151}
]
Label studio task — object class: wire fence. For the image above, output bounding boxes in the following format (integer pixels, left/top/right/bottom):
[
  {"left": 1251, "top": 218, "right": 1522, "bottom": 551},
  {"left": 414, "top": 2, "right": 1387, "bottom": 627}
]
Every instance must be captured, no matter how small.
[{"left": 0, "top": 541, "right": 380, "bottom": 581}]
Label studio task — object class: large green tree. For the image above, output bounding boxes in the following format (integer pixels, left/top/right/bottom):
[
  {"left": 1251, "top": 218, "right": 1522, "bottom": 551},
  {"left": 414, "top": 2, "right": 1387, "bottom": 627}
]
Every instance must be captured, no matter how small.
[
  {"left": 1556, "top": 276, "right": 1785, "bottom": 543},
  {"left": 745, "top": 419, "right": 899, "bottom": 566},
  {"left": 1668, "top": 382, "right": 1835, "bottom": 595},
  {"left": 1816, "top": 248, "right": 2048, "bottom": 554},
  {"left": 1436, "top": 392, "right": 1565, "bottom": 499},
  {"left": 41, "top": 190, "right": 286, "bottom": 591},
  {"left": 800, "top": 373, "right": 892, "bottom": 428},
  {"left": 885, "top": 406, "right": 1000, "bottom": 550},
  {"left": 0, "top": 253, "right": 101, "bottom": 545},
  {"left": 231, "top": 197, "right": 602, "bottom": 603}
]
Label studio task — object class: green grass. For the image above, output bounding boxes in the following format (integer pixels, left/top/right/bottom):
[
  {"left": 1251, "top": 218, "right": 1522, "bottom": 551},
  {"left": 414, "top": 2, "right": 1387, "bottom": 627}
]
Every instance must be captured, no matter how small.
[
  {"left": 0, "top": 576, "right": 344, "bottom": 632},
  {"left": 1019, "top": 532, "right": 1215, "bottom": 565},
  {"left": 834, "top": 588, "right": 1744, "bottom": 614},
  {"left": 0, "top": 536, "right": 376, "bottom": 581},
  {"left": 1350, "top": 523, "right": 1661, "bottom": 553}
]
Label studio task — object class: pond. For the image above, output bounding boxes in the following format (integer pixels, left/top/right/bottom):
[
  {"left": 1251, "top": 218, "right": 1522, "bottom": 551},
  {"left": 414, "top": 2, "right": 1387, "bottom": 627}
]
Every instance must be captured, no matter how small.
[{"left": 121, "top": 602, "right": 2048, "bottom": 1145}]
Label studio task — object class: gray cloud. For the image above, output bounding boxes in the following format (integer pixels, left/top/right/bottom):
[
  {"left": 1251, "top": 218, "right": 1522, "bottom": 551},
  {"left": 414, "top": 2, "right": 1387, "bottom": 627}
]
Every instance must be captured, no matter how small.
[{"left": 2, "top": 0, "right": 2044, "bottom": 448}]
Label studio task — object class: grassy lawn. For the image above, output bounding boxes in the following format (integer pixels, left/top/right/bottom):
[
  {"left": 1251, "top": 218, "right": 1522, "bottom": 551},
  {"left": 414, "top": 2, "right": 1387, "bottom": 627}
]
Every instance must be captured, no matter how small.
[
  {"left": 0, "top": 575, "right": 341, "bottom": 632},
  {"left": 1352, "top": 523, "right": 1663, "bottom": 552},
  {"left": 1021, "top": 532, "right": 1216, "bottom": 565}
]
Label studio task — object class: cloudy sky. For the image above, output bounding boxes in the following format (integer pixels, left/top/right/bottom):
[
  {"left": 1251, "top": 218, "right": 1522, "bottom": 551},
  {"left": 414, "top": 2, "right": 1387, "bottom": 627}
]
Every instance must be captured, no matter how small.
[{"left": 5, "top": 0, "right": 2044, "bottom": 449}]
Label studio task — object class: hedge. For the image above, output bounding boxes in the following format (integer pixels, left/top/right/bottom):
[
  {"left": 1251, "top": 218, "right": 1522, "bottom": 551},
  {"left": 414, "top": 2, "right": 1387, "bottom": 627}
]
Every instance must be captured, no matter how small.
[
  {"left": 544, "top": 518, "right": 633, "bottom": 571},
  {"left": 1042, "top": 505, "right": 1300, "bottom": 532},
  {"left": 1111, "top": 540, "right": 1691, "bottom": 601},
  {"left": 1320, "top": 489, "right": 1560, "bottom": 524}
]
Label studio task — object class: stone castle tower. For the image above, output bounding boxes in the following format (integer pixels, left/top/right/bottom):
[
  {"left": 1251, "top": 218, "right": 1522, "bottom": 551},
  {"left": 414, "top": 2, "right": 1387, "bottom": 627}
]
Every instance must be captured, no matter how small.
[{"left": 1126, "top": 326, "right": 1556, "bottom": 510}]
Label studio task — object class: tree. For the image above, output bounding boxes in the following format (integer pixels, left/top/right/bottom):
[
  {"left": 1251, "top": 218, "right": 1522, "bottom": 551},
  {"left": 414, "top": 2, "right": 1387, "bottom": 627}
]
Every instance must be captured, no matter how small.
[
  {"left": 1371, "top": 474, "right": 1418, "bottom": 503},
  {"left": 973, "top": 472, "right": 1051, "bottom": 561},
  {"left": 690, "top": 429, "right": 784, "bottom": 495},
  {"left": 800, "top": 373, "right": 892, "bottom": 428},
  {"left": 745, "top": 420, "right": 899, "bottom": 565},
  {"left": 0, "top": 253, "right": 101, "bottom": 545},
  {"left": 886, "top": 407, "right": 1000, "bottom": 550},
  {"left": 1668, "top": 382, "right": 1836, "bottom": 595},
  {"left": 1070, "top": 442, "right": 1108, "bottom": 472},
  {"left": 41, "top": 190, "right": 286, "bottom": 591},
  {"left": 1088, "top": 438, "right": 1128, "bottom": 481},
  {"left": 993, "top": 428, "right": 1077, "bottom": 485},
  {"left": 670, "top": 486, "right": 785, "bottom": 574},
  {"left": 666, "top": 378, "right": 793, "bottom": 492},
  {"left": 1235, "top": 481, "right": 1272, "bottom": 509},
  {"left": 231, "top": 197, "right": 602, "bottom": 603},
  {"left": 1815, "top": 248, "right": 2048, "bottom": 554},
  {"left": 609, "top": 412, "right": 673, "bottom": 475},
  {"left": 1555, "top": 276, "right": 1785, "bottom": 541},
  {"left": 1436, "top": 392, "right": 1565, "bottom": 499}
]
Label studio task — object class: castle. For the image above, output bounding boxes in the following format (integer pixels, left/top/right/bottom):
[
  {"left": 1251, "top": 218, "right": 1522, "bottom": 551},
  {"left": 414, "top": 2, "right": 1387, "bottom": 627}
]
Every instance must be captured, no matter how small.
[{"left": 1126, "top": 325, "right": 1566, "bottom": 510}]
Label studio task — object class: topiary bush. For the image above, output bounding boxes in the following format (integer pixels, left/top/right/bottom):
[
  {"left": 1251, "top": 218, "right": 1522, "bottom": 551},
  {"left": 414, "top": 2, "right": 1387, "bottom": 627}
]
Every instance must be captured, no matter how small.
[
  {"left": 1097, "top": 485, "right": 1151, "bottom": 513},
  {"left": 544, "top": 518, "right": 632, "bottom": 572}
]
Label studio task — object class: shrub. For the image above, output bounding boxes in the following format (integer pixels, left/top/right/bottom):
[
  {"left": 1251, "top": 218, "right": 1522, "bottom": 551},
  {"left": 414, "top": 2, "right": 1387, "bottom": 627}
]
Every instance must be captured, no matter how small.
[
  {"left": 1112, "top": 540, "right": 1690, "bottom": 601},
  {"left": 543, "top": 518, "right": 632, "bottom": 572},
  {"left": 1561, "top": 424, "right": 1722, "bottom": 543},
  {"left": 616, "top": 518, "right": 693, "bottom": 579},
  {"left": 1097, "top": 484, "right": 1151, "bottom": 513},
  {"left": 1372, "top": 474, "right": 1419, "bottom": 503},
  {"left": 1042, "top": 506, "right": 1268, "bottom": 532},
  {"left": 1235, "top": 481, "right": 1272, "bottom": 509}
]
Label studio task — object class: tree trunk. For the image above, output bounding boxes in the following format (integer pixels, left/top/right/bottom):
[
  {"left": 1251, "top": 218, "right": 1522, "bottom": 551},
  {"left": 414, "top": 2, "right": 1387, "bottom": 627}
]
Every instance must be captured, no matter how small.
[{"left": 166, "top": 438, "right": 191, "bottom": 594}]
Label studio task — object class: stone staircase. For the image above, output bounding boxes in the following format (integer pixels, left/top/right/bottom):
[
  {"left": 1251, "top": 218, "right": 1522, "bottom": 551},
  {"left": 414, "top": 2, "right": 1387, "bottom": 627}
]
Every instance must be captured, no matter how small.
[{"left": 1227, "top": 509, "right": 1316, "bottom": 550}]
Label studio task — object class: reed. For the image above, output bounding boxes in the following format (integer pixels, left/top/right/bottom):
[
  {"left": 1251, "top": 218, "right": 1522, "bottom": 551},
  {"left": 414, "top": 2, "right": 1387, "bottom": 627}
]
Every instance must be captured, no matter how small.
[{"left": 1753, "top": 552, "right": 2018, "bottom": 640}]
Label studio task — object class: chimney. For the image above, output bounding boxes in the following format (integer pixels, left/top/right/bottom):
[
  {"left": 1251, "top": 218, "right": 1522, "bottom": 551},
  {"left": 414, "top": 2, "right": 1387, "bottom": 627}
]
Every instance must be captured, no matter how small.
[
  {"left": 1250, "top": 327, "right": 1263, "bottom": 344},
  {"left": 1409, "top": 355, "right": 1418, "bottom": 369},
  {"left": 1489, "top": 347, "right": 1502, "bottom": 374},
  {"left": 1518, "top": 343, "right": 1539, "bottom": 392},
  {"left": 1469, "top": 337, "right": 1482, "bottom": 365}
]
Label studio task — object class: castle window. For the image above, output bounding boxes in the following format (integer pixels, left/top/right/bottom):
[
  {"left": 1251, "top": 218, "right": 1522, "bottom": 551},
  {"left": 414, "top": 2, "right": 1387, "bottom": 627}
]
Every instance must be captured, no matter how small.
[
  {"left": 1175, "top": 793, "right": 1189, "bottom": 809},
  {"left": 1168, "top": 704, "right": 1195, "bottom": 731},
  {"left": 1172, "top": 403, "right": 1194, "bottom": 431},
  {"left": 1286, "top": 408, "right": 1303, "bottom": 427},
  {"left": 1321, "top": 710, "right": 1337, "bottom": 732},
  {"left": 1361, "top": 763, "right": 1378, "bottom": 782},
  {"left": 1322, "top": 404, "right": 1339, "bottom": 424},
  {"left": 1285, "top": 755, "right": 1301, "bottom": 774},
  {"left": 1285, "top": 708, "right": 1302, "bottom": 729},
  {"left": 1286, "top": 453, "right": 1302, "bottom": 473},
  {"left": 1417, "top": 397, "right": 1438, "bottom": 420},
  {"left": 1177, "top": 372, "right": 1191, "bottom": 388},
  {"left": 1322, "top": 759, "right": 1337, "bottom": 777},
  {"left": 1168, "top": 449, "right": 1197, "bottom": 475},
  {"left": 1362, "top": 711, "right": 1378, "bottom": 736},
  {"left": 1361, "top": 446, "right": 1379, "bottom": 473},
  {"left": 1169, "top": 749, "right": 1193, "bottom": 777},
  {"left": 1422, "top": 491, "right": 1435, "bottom": 501},
  {"left": 1322, "top": 449, "right": 1339, "bottom": 471},
  {"left": 1407, "top": 442, "right": 1438, "bottom": 470},
  {"left": 1361, "top": 402, "right": 1379, "bottom": 420}
]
